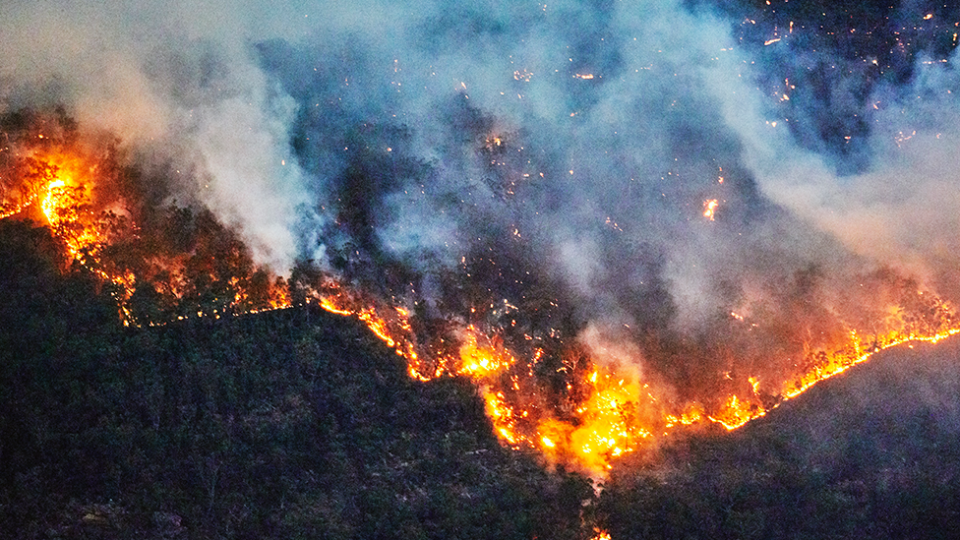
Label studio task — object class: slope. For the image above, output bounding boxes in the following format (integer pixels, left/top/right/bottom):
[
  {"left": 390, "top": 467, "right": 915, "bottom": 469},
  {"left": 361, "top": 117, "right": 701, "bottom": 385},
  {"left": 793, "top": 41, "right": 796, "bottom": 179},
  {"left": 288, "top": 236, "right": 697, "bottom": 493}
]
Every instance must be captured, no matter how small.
[
  {"left": 600, "top": 336, "right": 960, "bottom": 539},
  {"left": 0, "top": 220, "right": 595, "bottom": 540}
]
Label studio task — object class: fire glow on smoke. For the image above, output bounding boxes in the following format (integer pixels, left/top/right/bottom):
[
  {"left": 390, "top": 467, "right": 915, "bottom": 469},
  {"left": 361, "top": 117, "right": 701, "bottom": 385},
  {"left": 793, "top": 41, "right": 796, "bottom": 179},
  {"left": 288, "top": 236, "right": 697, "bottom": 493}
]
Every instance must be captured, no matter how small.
[
  {"left": 4, "top": 135, "right": 958, "bottom": 475},
  {"left": 4, "top": 0, "right": 960, "bottom": 477}
]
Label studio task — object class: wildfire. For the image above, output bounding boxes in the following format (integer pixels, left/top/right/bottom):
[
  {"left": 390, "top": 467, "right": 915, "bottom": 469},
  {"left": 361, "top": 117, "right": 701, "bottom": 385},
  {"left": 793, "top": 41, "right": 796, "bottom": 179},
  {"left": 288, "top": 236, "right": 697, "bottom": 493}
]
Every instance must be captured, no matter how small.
[
  {"left": 705, "top": 325, "right": 960, "bottom": 431},
  {"left": 0, "top": 190, "right": 39, "bottom": 219},
  {"left": 8, "top": 119, "right": 960, "bottom": 479},
  {"left": 1, "top": 144, "right": 142, "bottom": 321},
  {"left": 311, "top": 277, "right": 960, "bottom": 475},
  {"left": 782, "top": 327, "right": 960, "bottom": 400},
  {"left": 40, "top": 172, "right": 98, "bottom": 260},
  {"left": 486, "top": 392, "right": 522, "bottom": 446},
  {"left": 664, "top": 405, "right": 704, "bottom": 428},
  {"left": 458, "top": 328, "right": 516, "bottom": 377}
]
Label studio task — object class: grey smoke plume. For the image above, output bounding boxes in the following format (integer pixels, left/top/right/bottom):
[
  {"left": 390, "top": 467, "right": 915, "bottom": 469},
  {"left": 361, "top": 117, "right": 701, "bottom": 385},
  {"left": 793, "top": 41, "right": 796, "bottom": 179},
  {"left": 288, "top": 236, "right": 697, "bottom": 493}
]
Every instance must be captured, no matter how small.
[
  {"left": 0, "top": 0, "right": 326, "bottom": 269},
  {"left": 4, "top": 0, "right": 959, "bottom": 395}
]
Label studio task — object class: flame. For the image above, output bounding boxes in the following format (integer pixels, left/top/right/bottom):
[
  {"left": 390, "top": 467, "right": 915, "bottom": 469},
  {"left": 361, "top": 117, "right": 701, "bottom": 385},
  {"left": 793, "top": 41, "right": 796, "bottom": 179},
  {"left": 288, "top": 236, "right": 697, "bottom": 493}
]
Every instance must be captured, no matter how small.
[
  {"left": 664, "top": 404, "right": 704, "bottom": 428},
  {"left": 567, "top": 373, "right": 649, "bottom": 469},
  {"left": 8, "top": 122, "right": 960, "bottom": 479},
  {"left": 268, "top": 280, "right": 291, "bottom": 310},
  {"left": 2, "top": 141, "right": 300, "bottom": 325},
  {"left": 319, "top": 296, "right": 352, "bottom": 316},
  {"left": 485, "top": 392, "right": 521, "bottom": 446},
  {"left": 306, "top": 269, "right": 960, "bottom": 475},
  {"left": 0, "top": 190, "right": 39, "bottom": 219},
  {"left": 706, "top": 325, "right": 960, "bottom": 431},
  {"left": 708, "top": 394, "right": 761, "bottom": 430},
  {"left": 458, "top": 328, "right": 516, "bottom": 377},
  {"left": 0, "top": 147, "right": 140, "bottom": 322},
  {"left": 703, "top": 198, "right": 719, "bottom": 220},
  {"left": 34, "top": 155, "right": 96, "bottom": 255},
  {"left": 358, "top": 308, "right": 397, "bottom": 348}
]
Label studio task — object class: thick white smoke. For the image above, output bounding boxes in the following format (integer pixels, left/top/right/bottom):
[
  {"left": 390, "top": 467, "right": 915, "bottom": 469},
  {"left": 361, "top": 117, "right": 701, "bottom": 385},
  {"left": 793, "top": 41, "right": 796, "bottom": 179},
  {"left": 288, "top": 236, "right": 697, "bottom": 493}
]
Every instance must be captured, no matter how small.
[
  {"left": 0, "top": 0, "right": 330, "bottom": 270},
  {"left": 716, "top": 39, "right": 960, "bottom": 296},
  {"left": 4, "top": 0, "right": 959, "bottom": 383}
]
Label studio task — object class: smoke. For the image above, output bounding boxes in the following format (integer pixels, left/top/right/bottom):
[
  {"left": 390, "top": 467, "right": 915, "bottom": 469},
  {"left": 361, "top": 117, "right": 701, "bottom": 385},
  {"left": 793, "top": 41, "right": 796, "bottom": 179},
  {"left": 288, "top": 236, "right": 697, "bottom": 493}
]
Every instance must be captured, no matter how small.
[
  {"left": 0, "top": 0, "right": 325, "bottom": 270},
  {"left": 713, "top": 8, "right": 960, "bottom": 296},
  {"left": 4, "top": 0, "right": 959, "bottom": 400}
]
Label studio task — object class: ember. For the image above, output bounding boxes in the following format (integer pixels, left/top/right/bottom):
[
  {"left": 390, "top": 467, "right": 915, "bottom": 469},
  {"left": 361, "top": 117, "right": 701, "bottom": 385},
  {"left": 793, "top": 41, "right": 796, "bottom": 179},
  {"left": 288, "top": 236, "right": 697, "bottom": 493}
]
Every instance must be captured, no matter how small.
[
  {"left": 5, "top": 136, "right": 958, "bottom": 475},
  {"left": 4, "top": 0, "right": 960, "bottom": 482}
]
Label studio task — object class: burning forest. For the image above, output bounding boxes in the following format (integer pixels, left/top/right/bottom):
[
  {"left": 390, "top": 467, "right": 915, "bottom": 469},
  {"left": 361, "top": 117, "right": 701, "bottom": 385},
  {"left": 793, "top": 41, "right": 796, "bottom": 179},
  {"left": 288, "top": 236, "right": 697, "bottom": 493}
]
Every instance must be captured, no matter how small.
[
  {"left": 0, "top": 0, "right": 960, "bottom": 474},
  {"left": 6, "top": 106, "right": 958, "bottom": 478},
  {"left": 4, "top": 0, "right": 960, "bottom": 537}
]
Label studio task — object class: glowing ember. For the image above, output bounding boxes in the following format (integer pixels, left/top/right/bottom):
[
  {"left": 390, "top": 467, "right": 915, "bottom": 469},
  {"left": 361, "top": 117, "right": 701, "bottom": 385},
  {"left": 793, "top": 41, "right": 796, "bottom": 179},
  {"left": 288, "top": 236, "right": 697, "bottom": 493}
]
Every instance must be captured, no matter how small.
[
  {"left": 7, "top": 116, "right": 960, "bottom": 478},
  {"left": 703, "top": 198, "right": 719, "bottom": 220},
  {"left": 458, "top": 328, "right": 516, "bottom": 377}
]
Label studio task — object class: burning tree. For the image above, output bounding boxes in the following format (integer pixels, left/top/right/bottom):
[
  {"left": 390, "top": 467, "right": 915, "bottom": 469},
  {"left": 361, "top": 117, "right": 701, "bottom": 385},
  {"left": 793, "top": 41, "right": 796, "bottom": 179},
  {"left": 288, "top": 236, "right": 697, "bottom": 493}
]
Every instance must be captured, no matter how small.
[{"left": 3, "top": 107, "right": 960, "bottom": 477}]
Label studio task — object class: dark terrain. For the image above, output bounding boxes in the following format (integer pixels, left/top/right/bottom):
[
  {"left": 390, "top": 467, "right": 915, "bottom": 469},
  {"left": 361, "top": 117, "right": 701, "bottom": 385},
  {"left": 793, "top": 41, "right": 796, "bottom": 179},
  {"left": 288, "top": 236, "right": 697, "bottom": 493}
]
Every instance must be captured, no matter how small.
[
  {"left": 3, "top": 219, "right": 960, "bottom": 539},
  {"left": 600, "top": 335, "right": 960, "bottom": 539},
  {"left": 0, "top": 220, "right": 594, "bottom": 539}
]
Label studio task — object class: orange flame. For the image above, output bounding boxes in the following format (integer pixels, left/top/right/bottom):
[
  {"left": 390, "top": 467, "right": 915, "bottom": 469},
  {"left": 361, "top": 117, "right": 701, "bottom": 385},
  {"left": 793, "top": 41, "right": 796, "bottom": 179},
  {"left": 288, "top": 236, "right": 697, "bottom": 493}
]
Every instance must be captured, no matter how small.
[
  {"left": 313, "top": 283, "right": 960, "bottom": 475},
  {"left": 10, "top": 130, "right": 960, "bottom": 479},
  {"left": 703, "top": 198, "right": 719, "bottom": 220},
  {"left": 1, "top": 148, "right": 140, "bottom": 322}
]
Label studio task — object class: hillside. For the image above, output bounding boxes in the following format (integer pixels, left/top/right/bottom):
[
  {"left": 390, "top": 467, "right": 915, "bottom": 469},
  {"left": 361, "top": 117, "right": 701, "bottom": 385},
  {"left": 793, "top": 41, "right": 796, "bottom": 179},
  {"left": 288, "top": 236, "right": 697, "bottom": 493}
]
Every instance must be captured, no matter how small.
[
  {"left": 599, "top": 337, "right": 960, "bottom": 539},
  {"left": 0, "top": 220, "right": 595, "bottom": 540},
  {"left": 5, "top": 218, "right": 960, "bottom": 539}
]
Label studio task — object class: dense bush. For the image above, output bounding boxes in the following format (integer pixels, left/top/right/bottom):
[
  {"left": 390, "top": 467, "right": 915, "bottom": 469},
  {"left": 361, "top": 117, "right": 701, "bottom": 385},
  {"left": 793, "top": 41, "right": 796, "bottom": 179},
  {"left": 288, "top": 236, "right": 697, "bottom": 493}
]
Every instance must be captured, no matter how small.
[
  {"left": 0, "top": 221, "right": 594, "bottom": 539},
  {"left": 4, "top": 219, "right": 959, "bottom": 539}
]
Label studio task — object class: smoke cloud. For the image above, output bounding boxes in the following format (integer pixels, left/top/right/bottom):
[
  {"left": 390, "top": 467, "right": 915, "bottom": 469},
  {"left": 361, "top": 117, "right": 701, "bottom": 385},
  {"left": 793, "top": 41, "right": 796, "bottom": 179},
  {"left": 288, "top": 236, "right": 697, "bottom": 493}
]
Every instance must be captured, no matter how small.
[{"left": 4, "top": 0, "right": 959, "bottom": 402}]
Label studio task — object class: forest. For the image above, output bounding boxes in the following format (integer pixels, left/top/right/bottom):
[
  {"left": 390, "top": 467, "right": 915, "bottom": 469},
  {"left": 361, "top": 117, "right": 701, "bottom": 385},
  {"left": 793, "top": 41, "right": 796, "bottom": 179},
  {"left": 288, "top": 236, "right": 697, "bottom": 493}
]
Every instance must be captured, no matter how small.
[{"left": 2, "top": 218, "right": 960, "bottom": 539}]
